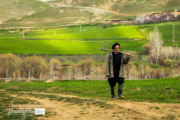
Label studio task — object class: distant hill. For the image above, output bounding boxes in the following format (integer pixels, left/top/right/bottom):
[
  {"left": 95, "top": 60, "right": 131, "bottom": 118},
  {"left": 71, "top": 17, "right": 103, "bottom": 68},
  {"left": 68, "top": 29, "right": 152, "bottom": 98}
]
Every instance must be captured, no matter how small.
[
  {"left": 0, "top": 2, "right": 120, "bottom": 27},
  {"left": 0, "top": 0, "right": 180, "bottom": 27},
  {"left": 54, "top": 0, "right": 180, "bottom": 15},
  {"left": 0, "top": 0, "right": 50, "bottom": 23}
]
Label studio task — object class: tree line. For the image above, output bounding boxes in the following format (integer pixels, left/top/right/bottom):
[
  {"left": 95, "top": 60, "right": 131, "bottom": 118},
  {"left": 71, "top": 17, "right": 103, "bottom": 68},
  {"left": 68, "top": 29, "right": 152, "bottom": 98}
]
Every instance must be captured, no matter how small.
[{"left": 0, "top": 52, "right": 179, "bottom": 80}]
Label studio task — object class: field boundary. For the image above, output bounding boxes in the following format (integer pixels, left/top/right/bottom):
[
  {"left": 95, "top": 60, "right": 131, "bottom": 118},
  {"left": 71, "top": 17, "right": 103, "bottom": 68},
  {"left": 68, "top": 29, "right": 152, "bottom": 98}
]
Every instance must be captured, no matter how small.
[{"left": 18, "top": 37, "right": 138, "bottom": 41}]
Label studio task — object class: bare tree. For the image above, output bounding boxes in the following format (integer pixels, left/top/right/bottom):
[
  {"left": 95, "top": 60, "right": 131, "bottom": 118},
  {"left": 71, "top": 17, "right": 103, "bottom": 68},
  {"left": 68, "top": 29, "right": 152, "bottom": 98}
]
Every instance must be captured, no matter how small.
[
  {"left": 21, "top": 56, "right": 47, "bottom": 78},
  {"left": 89, "top": 18, "right": 91, "bottom": 25},
  {"left": 136, "top": 14, "right": 145, "bottom": 24},
  {"left": 167, "top": 15, "right": 170, "bottom": 22},
  {"left": 149, "top": 26, "right": 163, "bottom": 64},
  {"left": 0, "top": 53, "right": 21, "bottom": 78},
  {"left": 174, "top": 8, "right": 178, "bottom": 21},
  {"left": 78, "top": 58, "right": 94, "bottom": 76},
  {"left": 49, "top": 59, "right": 61, "bottom": 79}
]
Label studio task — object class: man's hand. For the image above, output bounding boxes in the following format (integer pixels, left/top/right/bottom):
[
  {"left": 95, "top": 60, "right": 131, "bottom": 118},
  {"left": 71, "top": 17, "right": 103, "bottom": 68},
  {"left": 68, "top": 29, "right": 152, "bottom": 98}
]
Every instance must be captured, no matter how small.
[
  {"left": 106, "top": 75, "right": 109, "bottom": 78},
  {"left": 127, "top": 53, "right": 130, "bottom": 57}
]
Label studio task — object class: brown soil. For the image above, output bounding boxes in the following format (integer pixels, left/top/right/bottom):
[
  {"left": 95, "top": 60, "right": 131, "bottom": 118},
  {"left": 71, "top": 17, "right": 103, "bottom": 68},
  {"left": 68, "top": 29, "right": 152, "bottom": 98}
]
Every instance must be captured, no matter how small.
[
  {"left": 5, "top": 79, "right": 11, "bottom": 83},
  {"left": 5, "top": 90, "right": 180, "bottom": 120},
  {"left": 25, "top": 80, "right": 32, "bottom": 83},
  {"left": 45, "top": 79, "right": 55, "bottom": 83},
  {"left": 9, "top": 86, "right": 20, "bottom": 90}
]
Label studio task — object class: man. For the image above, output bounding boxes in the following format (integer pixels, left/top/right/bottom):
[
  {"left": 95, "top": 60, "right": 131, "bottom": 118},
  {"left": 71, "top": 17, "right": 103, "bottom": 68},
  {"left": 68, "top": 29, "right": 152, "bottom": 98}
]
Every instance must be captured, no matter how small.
[{"left": 105, "top": 43, "right": 130, "bottom": 100}]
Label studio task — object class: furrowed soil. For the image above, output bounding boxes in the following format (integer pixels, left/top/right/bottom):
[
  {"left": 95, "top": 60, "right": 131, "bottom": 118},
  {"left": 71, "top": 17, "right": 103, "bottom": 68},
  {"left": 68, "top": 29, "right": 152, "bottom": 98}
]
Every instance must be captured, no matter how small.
[{"left": 1, "top": 89, "right": 180, "bottom": 120}]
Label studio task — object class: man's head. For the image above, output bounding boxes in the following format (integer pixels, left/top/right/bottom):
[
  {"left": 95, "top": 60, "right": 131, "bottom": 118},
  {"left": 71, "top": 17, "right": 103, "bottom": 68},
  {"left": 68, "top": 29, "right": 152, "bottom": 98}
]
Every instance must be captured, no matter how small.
[{"left": 112, "top": 43, "right": 120, "bottom": 53}]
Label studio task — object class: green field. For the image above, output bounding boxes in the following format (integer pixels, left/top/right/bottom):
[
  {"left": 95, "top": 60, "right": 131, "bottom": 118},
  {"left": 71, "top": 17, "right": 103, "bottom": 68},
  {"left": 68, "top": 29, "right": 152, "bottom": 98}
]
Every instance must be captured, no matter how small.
[
  {"left": 1, "top": 78, "right": 180, "bottom": 120},
  {"left": 0, "top": 0, "right": 179, "bottom": 55},
  {"left": 26, "top": 26, "right": 144, "bottom": 39},
  {"left": 0, "top": 24, "right": 146, "bottom": 54},
  {"left": 145, "top": 22, "right": 180, "bottom": 42},
  {"left": 0, "top": 38, "right": 146, "bottom": 54},
  {"left": 1, "top": 21, "right": 180, "bottom": 54},
  {"left": 0, "top": 1, "right": 180, "bottom": 119},
  {"left": 0, "top": 38, "right": 105, "bottom": 54},
  {"left": 0, "top": 77, "right": 180, "bottom": 103}
]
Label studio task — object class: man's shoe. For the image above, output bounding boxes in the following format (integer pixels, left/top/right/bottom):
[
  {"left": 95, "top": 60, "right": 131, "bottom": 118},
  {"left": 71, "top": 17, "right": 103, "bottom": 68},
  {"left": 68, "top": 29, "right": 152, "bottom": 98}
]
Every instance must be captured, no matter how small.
[
  {"left": 117, "top": 96, "right": 124, "bottom": 99},
  {"left": 117, "top": 94, "right": 124, "bottom": 99},
  {"left": 112, "top": 95, "right": 116, "bottom": 100}
]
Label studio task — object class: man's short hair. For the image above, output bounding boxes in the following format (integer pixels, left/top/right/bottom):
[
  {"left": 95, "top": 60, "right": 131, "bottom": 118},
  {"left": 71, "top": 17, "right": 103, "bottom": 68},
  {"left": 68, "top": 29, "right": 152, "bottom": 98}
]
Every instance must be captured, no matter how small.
[{"left": 112, "top": 43, "right": 120, "bottom": 50}]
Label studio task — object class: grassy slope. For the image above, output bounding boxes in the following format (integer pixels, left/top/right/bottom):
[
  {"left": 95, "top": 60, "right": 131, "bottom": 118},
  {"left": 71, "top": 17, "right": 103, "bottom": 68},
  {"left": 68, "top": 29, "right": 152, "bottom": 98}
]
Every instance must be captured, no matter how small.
[
  {"left": 0, "top": 25, "right": 145, "bottom": 54},
  {"left": 59, "top": 0, "right": 180, "bottom": 15},
  {"left": 0, "top": 6, "right": 117, "bottom": 27},
  {"left": 133, "top": 61, "right": 163, "bottom": 68},
  {"left": 0, "top": 77, "right": 180, "bottom": 103},
  {"left": 0, "top": 38, "right": 104, "bottom": 54},
  {"left": 26, "top": 26, "right": 144, "bottom": 39},
  {"left": 107, "top": 40, "right": 146, "bottom": 52},
  {"left": 1, "top": 21, "right": 180, "bottom": 54},
  {"left": 144, "top": 22, "right": 180, "bottom": 46},
  {"left": 2, "top": 0, "right": 180, "bottom": 27},
  {"left": 113, "top": 0, "right": 180, "bottom": 15},
  {"left": 145, "top": 22, "right": 180, "bottom": 41},
  {"left": 0, "top": 0, "right": 50, "bottom": 22}
]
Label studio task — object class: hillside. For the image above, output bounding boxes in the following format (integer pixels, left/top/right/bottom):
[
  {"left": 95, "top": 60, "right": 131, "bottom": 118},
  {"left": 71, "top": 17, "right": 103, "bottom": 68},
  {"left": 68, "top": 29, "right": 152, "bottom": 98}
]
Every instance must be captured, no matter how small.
[
  {"left": 0, "top": 24, "right": 145, "bottom": 54},
  {"left": 1, "top": 0, "right": 180, "bottom": 27},
  {"left": 1, "top": 21, "right": 180, "bottom": 54},
  {"left": 0, "top": 0, "right": 51, "bottom": 23},
  {"left": 0, "top": 0, "right": 180, "bottom": 55},
  {"left": 145, "top": 22, "right": 180, "bottom": 42},
  {"left": 0, "top": 6, "right": 118, "bottom": 27},
  {"left": 54, "top": 0, "right": 180, "bottom": 15}
]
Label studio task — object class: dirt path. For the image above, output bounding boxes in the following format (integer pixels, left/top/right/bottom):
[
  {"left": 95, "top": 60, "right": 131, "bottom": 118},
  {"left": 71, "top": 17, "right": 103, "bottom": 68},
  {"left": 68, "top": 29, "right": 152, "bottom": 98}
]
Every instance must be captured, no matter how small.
[
  {"left": 142, "top": 26, "right": 151, "bottom": 36},
  {"left": 141, "top": 26, "right": 152, "bottom": 39},
  {"left": 3, "top": 90, "right": 180, "bottom": 120}
]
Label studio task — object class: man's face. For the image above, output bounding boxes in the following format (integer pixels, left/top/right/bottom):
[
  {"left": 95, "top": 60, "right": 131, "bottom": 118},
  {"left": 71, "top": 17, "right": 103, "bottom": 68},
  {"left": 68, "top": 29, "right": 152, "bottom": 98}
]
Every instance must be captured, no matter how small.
[{"left": 114, "top": 45, "right": 119, "bottom": 53}]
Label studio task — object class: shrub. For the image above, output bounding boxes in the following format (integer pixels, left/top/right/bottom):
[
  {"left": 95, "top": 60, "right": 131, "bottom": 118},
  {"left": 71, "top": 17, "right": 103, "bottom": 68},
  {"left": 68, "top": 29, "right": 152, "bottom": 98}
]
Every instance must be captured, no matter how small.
[
  {"left": 164, "top": 59, "right": 173, "bottom": 67},
  {"left": 141, "top": 43, "right": 151, "bottom": 55},
  {"left": 78, "top": 58, "right": 94, "bottom": 75},
  {"left": 101, "top": 23, "right": 108, "bottom": 28},
  {"left": 68, "top": 64, "right": 76, "bottom": 79},
  {"left": 123, "top": 50, "right": 138, "bottom": 61},
  {"left": 164, "top": 68, "right": 172, "bottom": 77},
  {"left": 49, "top": 59, "right": 61, "bottom": 78},
  {"left": 177, "top": 60, "right": 180, "bottom": 67},
  {"left": 49, "top": 59, "right": 61, "bottom": 71},
  {"left": 158, "top": 52, "right": 166, "bottom": 66}
]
